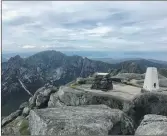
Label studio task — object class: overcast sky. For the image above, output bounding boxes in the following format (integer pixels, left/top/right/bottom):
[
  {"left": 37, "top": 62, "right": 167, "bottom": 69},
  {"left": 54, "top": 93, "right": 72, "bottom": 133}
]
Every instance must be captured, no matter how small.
[{"left": 2, "top": 1, "right": 167, "bottom": 53}]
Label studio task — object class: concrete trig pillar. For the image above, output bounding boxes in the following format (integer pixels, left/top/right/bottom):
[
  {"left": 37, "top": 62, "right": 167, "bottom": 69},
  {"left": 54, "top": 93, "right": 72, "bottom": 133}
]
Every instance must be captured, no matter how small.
[{"left": 143, "top": 67, "right": 159, "bottom": 92}]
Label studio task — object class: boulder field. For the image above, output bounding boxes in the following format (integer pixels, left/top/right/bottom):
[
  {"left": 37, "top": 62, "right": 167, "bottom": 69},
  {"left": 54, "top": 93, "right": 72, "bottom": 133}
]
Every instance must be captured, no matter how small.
[{"left": 2, "top": 79, "right": 167, "bottom": 135}]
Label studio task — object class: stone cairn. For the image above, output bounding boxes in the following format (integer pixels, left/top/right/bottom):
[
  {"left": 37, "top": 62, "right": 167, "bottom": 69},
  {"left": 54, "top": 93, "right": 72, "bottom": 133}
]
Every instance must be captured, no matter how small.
[{"left": 91, "top": 73, "right": 113, "bottom": 92}]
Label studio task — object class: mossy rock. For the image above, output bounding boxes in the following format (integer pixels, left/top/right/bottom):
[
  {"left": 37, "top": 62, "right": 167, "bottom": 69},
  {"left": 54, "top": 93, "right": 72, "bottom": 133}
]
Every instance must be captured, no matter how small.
[
  {"left": 2, "top": 116, "right": 30, "bottom": 135},
  {"left": 19, "top": 119, "right": 30, "bottom": 135}
]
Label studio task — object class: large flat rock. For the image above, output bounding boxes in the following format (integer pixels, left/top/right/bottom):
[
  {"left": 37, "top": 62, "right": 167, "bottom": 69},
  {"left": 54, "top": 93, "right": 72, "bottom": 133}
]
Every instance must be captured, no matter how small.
[
  {"left": 48, "top": 86, "right": 134, "bottom": 113},
  {"left": 29, "top": 105, "right": 134, "bottom": 135},
  {"left": 135, "top": 114, "right": 167, "bottom": 135}
]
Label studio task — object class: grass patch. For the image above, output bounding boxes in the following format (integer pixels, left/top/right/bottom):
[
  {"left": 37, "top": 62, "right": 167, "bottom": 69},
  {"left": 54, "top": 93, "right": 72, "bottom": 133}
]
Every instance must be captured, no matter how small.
[
  {"left": 122, "top": 81, "right": 141, "bottom": 88},
  {"left": 70, "top": 83, "right": 79, "bottom": 89}
]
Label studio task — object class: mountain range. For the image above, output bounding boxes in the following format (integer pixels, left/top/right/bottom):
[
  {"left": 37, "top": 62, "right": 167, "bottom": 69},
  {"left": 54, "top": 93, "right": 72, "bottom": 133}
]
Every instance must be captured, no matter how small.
[
  {"left": 92, "top": 57, "right": 167, "bottom": 65},
  {"left": 2, "top": 50, "right": 167, "bottom": 116}
]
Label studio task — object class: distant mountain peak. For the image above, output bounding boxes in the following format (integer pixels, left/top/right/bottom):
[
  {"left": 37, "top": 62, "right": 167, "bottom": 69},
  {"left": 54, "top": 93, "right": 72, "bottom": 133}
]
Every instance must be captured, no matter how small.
[{"left": 8, "top": 55, "right": 22, "bottom": 61}]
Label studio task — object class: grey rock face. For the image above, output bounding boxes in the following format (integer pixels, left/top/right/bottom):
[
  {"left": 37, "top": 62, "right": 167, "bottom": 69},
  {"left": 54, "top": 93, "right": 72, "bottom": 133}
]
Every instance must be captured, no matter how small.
[
  {"left": 2, "top": 126, "right": 17, "bottom": 135},
  {"left": 19, "top": 102, "right": 28, "bottom": 110},
  {"left": 130, "top": 92, "right": 167, "bottom": 126},
  {"left": 135, "top": 114, "right": 167, "bottom": 135},
  {"left": 100, "top": 76, "right": 113, "bottom": 91},
  {"left": 58, "top": 86, "right": 93, "bottom": 106},
  {"left": 29, "top": 105, "right": 134, "bottom": 135},
  {"left": 28, "top": 87, "right": 46, "bottom": 108},
  {"left": 2, "top": 116, "right": 30, "bottom": 135},
  {"left": 22, "top": 107, "right": 30, "bottom": 117},
  {"left": 29, "top": 96, "right": 36, "bottom": 109},
  {"left": 91, "top": 76, "right": 102, "bottom": 89},
  {"left": 28, "top": 86, "right": 58, "bottom": 109},
  {"left": 91, "top": 74, "right": 113, "bottom": 91},
  {"left": 2, "top": 51, "right": 113, "bottom": 116},
  {"left": 48, "top": 86, "right": 93, "bottom": 107},
  {"left": 2, "top": 110, "right": 22, "bottom": 127},
  {"left": 2, "top": 85, "right": 58, "bottom": 128},
  {"left": 35, "top": 87, "right": 58, "bottom": 108},
  {"left": 36, "top": 93, "right": 48, "bottom": 108},
  {"left": 48, "top": 93, "right": 65, "bottom": 108},
  {"left": 159, "top": 79, "right": 167, "bottom": 87},
  {"left": 49, "top": 86, "right": 131, "bottom": 113},
  {"left": 133, "top": 92, "right": 167, "bottom": 116}
]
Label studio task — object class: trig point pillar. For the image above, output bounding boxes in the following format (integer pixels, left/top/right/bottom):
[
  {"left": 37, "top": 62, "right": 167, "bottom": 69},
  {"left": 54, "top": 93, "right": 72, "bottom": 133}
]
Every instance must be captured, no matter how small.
[{"left": 143, "top": 67, "right": 159, "bottom": 92}]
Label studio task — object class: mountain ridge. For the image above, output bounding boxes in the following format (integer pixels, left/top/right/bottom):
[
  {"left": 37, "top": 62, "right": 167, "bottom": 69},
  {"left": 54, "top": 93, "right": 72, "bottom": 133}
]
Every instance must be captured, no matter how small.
[
  {"left": 91, "top": 57, "right": 167, "bottom": 65},
  {"left": 2, "top": 50, "right": 114, "bottom": 115},
  {"left": 2, "top": 50, "right": 167, "bottom": 116}
]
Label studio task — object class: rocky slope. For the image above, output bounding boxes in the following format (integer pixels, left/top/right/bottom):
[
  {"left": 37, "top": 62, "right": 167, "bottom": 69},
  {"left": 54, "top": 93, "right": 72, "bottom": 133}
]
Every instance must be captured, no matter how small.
[
  {"left": 2, "top": 74, "right": 167, "bottom": 135},
  {"left": 96, "top": 58, "right": 167, "bottom": 77},
  {"left": 116, "top": 59, "right": 167, "bottom": 74},
  {"left": 1, "top": 85, "right": 58, "bottom": 135},
  {"left": 2, "top": 50, "right": 167, "bottom": 116},
  {"left": 2, "top": 50, "right": 115, "bottom": 116}
]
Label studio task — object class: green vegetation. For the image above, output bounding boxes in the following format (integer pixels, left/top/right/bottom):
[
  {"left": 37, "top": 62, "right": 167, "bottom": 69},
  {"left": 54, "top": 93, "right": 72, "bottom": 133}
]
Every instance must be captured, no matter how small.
[
  {"left": 70, "top": 82, "right": 79, "bottom": 89},
  {"left": 19, "top": 119, "right": 30, "bottom": 135},
  {"left": 122, "top": 80, "right": 141, "bottom": 88},
  {"left": 77, "top": 80, "right": 86, "bottom": 84},
  {"left": 70, "top": 78, "right": 88, "bottom": 88}
]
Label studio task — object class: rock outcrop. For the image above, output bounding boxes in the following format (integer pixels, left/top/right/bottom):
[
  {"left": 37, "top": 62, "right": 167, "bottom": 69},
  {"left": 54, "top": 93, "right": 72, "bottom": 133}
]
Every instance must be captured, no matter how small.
[
  {"left": 2, "top": 110, "right": 22, "bottom": 127},
  {"left": 29, "top": 105, "right": 134, "bottom": 135},
  {"left": 159, "top": 78, "right": 167, "bottom": 87},
  {"left": 100, "top": 75, "right": 113, "bottom": 91},
  {"left": 2, "top": 50, "right": 167, "bottom": 116},
  {"left": 19, "top": 102, "right": 28, "bottom": 110},
  {"left": 91, "top": 74, "right": 113, "bottom": 91},
  {"left": 130, "top": 92, "right": 167, "bottom": 125},
  {"left": 48, "top": 86, "right": 131, "bottom": 113},
  {"left": 22, "top": 107, "right": 30, "bottom": 117},
  {"left": 28, "top": 85, "right": 58, "bottom": 109},
  {"left": 2, "top": 67, "right": 167, "bottom": 136},
  {"left": 91, "top": 75, "right": 102, "bottom": 89},
  {"left": 135, "top": 114, "right": 167, "bottom": 135},
  {"left": 2, "top": 116, "right": 29, "bottom": 135},
  {"left": 2, "top": 51, "right": 114, "bottom": 116},
  {"left": 2, "top": 85, "right": 58, "bottom": 128}
]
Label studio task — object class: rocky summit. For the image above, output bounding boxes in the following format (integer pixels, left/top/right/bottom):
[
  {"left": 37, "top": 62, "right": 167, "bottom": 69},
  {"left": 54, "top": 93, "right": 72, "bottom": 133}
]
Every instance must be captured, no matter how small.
[
  {"left": 2, "top": 51, "right": 167, "bottom": 116},
  {"left": 2, "top": 70, "right": 167, "bottom": 136},
  {"left": 2, "top": 50, "right": 167, "bottom": 136}
]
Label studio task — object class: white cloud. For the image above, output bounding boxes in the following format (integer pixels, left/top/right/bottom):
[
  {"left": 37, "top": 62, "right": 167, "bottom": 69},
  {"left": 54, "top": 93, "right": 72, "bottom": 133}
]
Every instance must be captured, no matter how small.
[
  {"left": 120, "top": 26, "right": 142, "bottom": 34},
  {"left": 2, "top": 10, "right": 18, "bottom": 21},
  {"left": 83, "top": 26, "right": 112, "bottom": 37},
  {"left": 2, "top": 1, "right": 167, "bottom": 53},
  {"left": 41, "top": 45, "right": 56, "bottom": 48},
  {"left": 21, "top": 45, "right": 36, "bottom": 49}
]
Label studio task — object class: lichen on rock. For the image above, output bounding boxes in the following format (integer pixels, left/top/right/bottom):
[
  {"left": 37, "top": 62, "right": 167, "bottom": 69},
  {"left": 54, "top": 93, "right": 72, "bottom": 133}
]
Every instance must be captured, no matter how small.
[
  {"left": 29, "top": 105, "right": 134, "bottom": 135},
  {"left": 135, "top": 114, "right": 167, "bottom": 135}
]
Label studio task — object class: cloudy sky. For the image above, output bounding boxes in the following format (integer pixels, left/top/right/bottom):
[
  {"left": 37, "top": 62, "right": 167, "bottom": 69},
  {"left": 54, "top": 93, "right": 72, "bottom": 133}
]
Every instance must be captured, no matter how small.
[{"left": 2, "top": 1, "right": 167, "bottom": 55}]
